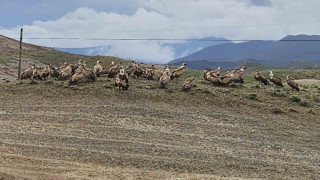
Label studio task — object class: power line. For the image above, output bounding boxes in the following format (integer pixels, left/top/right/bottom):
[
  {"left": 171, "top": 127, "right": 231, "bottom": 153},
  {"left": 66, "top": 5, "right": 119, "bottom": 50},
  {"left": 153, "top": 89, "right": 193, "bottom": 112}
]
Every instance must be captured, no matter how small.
[{"left": 12, "top": 37, "right": 320, "bottom": 42}]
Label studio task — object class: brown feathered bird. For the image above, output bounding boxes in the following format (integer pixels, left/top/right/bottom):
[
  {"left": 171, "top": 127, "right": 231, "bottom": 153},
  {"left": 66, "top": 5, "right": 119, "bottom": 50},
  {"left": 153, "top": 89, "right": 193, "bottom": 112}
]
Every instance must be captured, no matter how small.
[
  {"left": 233, "top": 66, "right": 246, "bottom": 84},
  {"left": 114, "top": 67, "right": 129, "bottom": 90},
  {"left": 108, "top": 61, "right": 121, "bottom": 78},
  {"left": 181, "top": 77, "right": 195, "bottom": 92},
  {"left": 58, "top": 64, "right": 75, "bottom": 80},
  {"left": 93, "top": 61, "right": 103, "bottom": 77},
  {"left": 203, "top": 69, "right": 221, "bottom": 85},
  {"left": 220, "top": 76, "right": 236, "bottom": 86},
  {"left": 69, "top": 62, "right": 95, "bottom": 84},
  {"left": 254, "top": 70, "right": 269, "bottom": 85},
  {"left": 145, "top": 65, "right": 155, "bottom": 79},
  {"left": 39, "top": 66, "right": 50, "bottom": 80},
  {"left": 159, "top": 67, "right": 172, "bottom": 88},
  {"left": 171, "top": 62, "right": 187, "bottom": 80},
  {"left": 154, "top": 66, "right": 165, "bottom": 79},
  {"left": 132, "top": 63, "right": 144, "bottom": 78},
  {"left": 20, "top": 65, "right": 35, "bottom": 79},
  {"left": 125, "top": 62, "right": 136, "bottom": 75},
  {"left": 269, "top": 71, "right": 283, "bottom": 87},
  {"left": 287, "top": 76, "right": 300, "bottom": 91}
]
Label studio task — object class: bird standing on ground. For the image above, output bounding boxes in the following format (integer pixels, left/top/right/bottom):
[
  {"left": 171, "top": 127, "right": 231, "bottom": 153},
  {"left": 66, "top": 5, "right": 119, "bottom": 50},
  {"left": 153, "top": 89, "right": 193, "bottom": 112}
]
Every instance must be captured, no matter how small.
[
  {"left": 159, "top": 67, "right": 172, "bottom": 88},
  {"left": 181, "top": 77, "right": 195, "bottom": 92},
  {"left": 254, "top": 70, "right": 269, "bottom": 85},
  {"left": 269, "top": 71, "right": 283, "bottom": 87},
  {"left": 171, "top": 62, "right": 187, "bottom": 80},
  {"left": 287, "top": 76, "right": 300, "bottom": 91}
]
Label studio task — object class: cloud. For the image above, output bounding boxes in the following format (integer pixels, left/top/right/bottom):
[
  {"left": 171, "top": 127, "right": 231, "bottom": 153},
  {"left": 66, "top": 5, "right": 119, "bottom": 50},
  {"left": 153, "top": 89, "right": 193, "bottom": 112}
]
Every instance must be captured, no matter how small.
[
  {"left": 1, "top": 0, "right": 320, "bottom": 63},
  {"left": 250, "top": 0, "right": 272, "bottom": 6}
]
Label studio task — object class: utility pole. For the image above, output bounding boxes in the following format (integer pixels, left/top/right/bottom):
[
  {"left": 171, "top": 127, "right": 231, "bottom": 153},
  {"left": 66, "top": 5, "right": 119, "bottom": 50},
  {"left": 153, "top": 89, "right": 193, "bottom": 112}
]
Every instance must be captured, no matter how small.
[{"left": 18, "top": 28, "right": 23, "bottom": 80}]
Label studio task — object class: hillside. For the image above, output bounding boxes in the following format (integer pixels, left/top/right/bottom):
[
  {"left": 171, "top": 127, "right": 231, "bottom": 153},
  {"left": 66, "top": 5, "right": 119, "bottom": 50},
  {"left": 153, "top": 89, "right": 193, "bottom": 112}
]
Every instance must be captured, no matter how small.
[
  {"left": 0, "top": 35, "right": 125, "bottom": 82},
  {"left": 0, "top": 68, "right": 319, "bottom": 179},
  {"left": 170, "top": 35, "right": 320, "bottom": 69}
]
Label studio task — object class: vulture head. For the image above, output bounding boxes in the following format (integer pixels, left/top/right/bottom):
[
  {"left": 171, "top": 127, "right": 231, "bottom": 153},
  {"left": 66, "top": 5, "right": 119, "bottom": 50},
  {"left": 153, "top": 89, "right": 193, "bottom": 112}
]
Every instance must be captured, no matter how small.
[
  {"left": 120, "top": 67, "right": 125, "bottom": 75},
  {"left": 97, "top": 61, "right": 101, "bottom": 65},
  {"left": 287, "top": 75, "right": 291, "bottom": 80},
  {"left": 182, "top": 62, "right": 187, "bottom": 66}
]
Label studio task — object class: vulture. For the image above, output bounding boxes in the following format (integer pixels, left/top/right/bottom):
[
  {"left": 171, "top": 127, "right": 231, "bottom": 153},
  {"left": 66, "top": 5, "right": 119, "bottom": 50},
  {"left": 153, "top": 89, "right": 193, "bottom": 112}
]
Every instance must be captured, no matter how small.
[
  {"left": 171, "top": 62, "right": 187, "bottom": 80},
  {"left": 38, "top": 66, "right": 50, "bottom": 80},
  {"left": 220, "top": 76, "right": 236, "bottom": 86},
  {"left": 58, "top": 61, "right": 68, "bottom": 73},
  {"left": 203, "top": 69, "right": 211, "bottom": 81},
  {"left": 254, "top": 70, "right": 269, "bottom": 85},
  {"left": 287, "top": 76, "right": 300, "bottom": 91},
  {"left": 154, "top": 66, "right": 165, "bottom": 79},
  {"left": 69, "top": 72, "right": 86, "bottom": 84},
  {"left": 118, "top": 67, "right": 129, "bottom": 84},
  {"left": 20, "top": 65, "right": 35, "bottom": 79},
  {"left": 212, "top": 67, "right": 221, "bottom": 77},
  {"left": 94, "top": 61, "right": 103, "bottom": 77},
  {"left": 32, "top": 66, "right": 42, "bottom": 80},
  {"left": 108, "top": 61, "right": 122, "bottom": 78},
  {"left": 181, "top": 77, "right": 195, "bottom": 92},
  {"left": 125, "top": 62, "right": 137, "bottom": 75},
  {"left": 145, "top": 65, "right": 155, "bottom": 80},
  {"left": 82, "top": 61, "right": 96, "bottom": 81},
  {"left": 132, "top": 63, "right": 144, "bottom": 78},
  {"left": 203, "top": 68, "right": 221, "bottom": 85},
  {"left": 114, "top": 67, "right": 129, "bottom": 90},
  {"left": 233, "top": 66, "right": 247, "bottom": 84},
  {"left": 69, "top": 62, "right": 95, "bottom": 84},
  {"left": 58, "top": 64, "right": 75, "bottom": 80},
  {"left": 47, "top": 64, "right": 59, "bottom": 78},
  {"left": 159, "top": 67, "right": 172, "bottom": 88},
  {"left": 222, "top": 68, "right": 235, "bottom": 79},
  {"left": 269, "top": 71, "right": 283, "bottom": 87}
]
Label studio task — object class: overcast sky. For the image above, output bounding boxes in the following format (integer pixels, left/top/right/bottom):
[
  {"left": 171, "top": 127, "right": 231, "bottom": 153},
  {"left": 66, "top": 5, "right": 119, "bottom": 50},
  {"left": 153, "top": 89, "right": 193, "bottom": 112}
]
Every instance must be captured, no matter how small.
[{"left": 1, "top": 0, "right": 320, "bottom": 63}]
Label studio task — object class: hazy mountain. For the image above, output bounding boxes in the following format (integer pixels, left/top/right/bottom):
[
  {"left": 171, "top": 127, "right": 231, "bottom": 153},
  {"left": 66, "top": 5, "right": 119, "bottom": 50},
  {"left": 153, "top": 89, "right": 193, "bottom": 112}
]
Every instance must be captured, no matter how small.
[
  {"left": 169, "top": 35, "right": 320, "bottom": 69},
  {"left": 55, "top": 37, "right": 228, "bottom": 60}
]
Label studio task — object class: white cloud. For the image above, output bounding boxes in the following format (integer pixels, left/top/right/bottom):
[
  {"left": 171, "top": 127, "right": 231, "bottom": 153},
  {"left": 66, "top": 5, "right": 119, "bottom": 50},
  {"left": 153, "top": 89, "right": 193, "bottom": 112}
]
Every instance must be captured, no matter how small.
[{"left": 1, "top": 0, "right": 320, "bottom": 63}]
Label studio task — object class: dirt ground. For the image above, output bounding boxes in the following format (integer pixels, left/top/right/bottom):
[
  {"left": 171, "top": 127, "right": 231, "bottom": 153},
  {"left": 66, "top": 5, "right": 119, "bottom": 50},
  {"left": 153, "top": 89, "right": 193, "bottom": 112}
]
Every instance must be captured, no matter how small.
[{"left": 0, "top": 79, "right": 319, "bottom": 180}]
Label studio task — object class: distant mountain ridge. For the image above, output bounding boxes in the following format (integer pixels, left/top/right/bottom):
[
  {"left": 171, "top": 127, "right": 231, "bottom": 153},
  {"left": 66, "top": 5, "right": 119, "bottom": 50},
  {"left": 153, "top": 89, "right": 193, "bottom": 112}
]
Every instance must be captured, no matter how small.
[
  {"left": 169, "top": 35, "right": 320, "bottom": 70},
  {"left": 55, "top": 37, "right": 228, "bottom": 60}
]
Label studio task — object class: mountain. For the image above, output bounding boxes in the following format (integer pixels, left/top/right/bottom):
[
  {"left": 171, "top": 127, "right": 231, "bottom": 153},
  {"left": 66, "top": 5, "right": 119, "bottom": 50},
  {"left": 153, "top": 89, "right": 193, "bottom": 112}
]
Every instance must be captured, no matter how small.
[
  {"left": 169, "top": 35, "right": 320, "bottom": 70},
  {"left": 55, "top": 37, "right": 228, "bottom": 60}
]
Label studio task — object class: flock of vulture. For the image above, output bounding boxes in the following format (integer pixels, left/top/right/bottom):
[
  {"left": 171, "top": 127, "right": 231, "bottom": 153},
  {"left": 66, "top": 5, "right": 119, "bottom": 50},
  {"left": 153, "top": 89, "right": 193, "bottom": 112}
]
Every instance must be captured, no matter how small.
[{"left": 20, "top": 60, "right": 300, "bottom": 92}]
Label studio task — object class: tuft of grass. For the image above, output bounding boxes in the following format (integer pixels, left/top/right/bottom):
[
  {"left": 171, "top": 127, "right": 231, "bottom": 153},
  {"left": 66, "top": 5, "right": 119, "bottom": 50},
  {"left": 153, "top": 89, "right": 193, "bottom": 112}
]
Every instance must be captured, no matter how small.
[
  {"left": 271, "top": 107, "right": 284, "bottom": 114},
  {"left": 290, "top": 96, "right": 301, "bottom": 102},
  {"left": 247, "top": 93, "right": 258, "bottom": 101},
  {"left": 289, "top": 108, "right": 299, "bottom": 113},
  {"left": 273, "top": 91, "right": 286, "bottom": 97},
  {"left": 299, "top": 100, "right": 310, "bottom": 107}
]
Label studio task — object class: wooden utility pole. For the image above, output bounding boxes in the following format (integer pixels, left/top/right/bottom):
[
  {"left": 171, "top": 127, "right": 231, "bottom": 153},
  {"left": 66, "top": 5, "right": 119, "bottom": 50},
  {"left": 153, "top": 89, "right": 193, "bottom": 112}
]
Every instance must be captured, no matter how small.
[{"left": 18, "top": 28, "right": 23, "bottom": 80}]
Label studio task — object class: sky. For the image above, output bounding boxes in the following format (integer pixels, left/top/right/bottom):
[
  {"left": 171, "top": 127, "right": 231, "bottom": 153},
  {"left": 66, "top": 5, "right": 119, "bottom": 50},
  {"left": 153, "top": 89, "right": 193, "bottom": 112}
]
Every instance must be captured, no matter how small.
[{"left": 1, "top": 0, "right": 320, "bottom": 63}]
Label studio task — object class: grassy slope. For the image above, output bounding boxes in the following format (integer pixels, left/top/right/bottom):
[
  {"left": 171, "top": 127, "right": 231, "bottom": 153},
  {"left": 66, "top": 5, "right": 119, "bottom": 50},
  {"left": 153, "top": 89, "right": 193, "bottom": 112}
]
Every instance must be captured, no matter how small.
[{"left": 0, "top": 69, "right": 319, "bottom": 179}]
